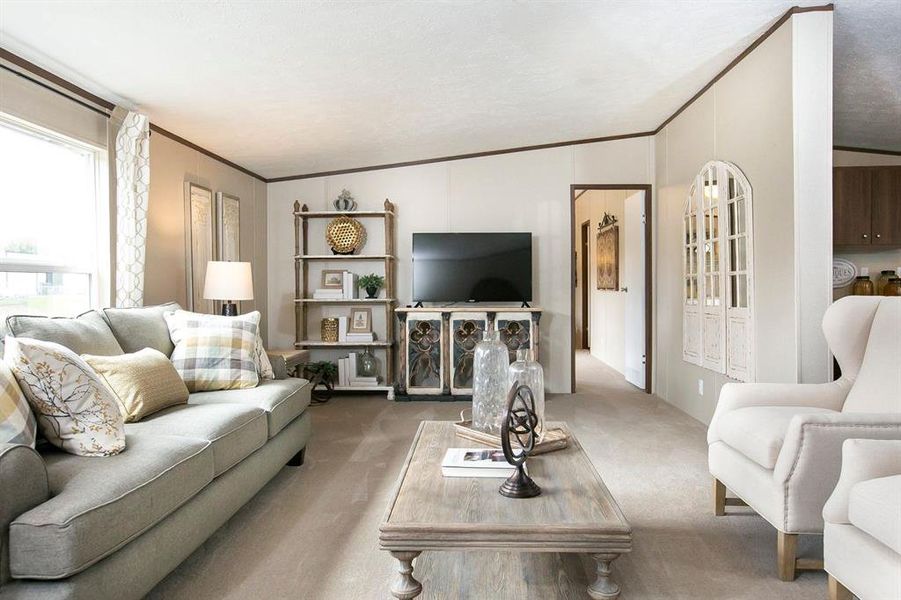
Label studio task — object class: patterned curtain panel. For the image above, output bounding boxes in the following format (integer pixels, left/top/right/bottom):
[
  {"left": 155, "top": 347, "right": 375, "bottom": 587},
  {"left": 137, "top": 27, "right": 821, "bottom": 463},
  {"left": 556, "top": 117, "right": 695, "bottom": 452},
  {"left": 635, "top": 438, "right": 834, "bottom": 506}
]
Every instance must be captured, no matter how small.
[{"left": 115, "top": 111, "right": 150, "bottom": 308}]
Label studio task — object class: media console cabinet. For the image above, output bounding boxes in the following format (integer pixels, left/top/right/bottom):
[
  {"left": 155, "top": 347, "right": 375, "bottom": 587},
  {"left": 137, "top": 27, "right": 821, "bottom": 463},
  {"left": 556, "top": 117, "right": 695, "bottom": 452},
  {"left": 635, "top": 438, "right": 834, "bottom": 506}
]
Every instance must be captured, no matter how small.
[{"left": 394, "top": 306, "right": 542, "bottom": 399}]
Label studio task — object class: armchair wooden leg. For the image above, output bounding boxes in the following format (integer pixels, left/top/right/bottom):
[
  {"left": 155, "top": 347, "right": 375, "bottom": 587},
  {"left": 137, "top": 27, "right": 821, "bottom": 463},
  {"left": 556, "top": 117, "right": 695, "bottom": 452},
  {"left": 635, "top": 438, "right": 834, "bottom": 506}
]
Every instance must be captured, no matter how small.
[
  {"left": 777, "top": 531, "right": 797, "bottom": 581},
  {"left": 713, "top": 478, "right": 726, "bottom": 516},
  {"left": 828, "top": 575, "right": 852, "bottom": 600}
]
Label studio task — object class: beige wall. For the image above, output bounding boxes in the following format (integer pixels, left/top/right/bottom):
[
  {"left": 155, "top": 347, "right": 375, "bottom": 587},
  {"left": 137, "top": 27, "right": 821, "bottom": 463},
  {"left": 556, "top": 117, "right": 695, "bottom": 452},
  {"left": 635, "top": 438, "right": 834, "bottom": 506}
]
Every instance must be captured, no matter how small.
[
  {"left": 654, "top": 12, "right": 832, "bottom": 424},
  {"left": 147, "top": 132, "right": 269, "bottom": 340},
  {"left": 1, "top": 68, "right": 269, "bottom": 339},
  {"left": 833, "top": 150, "right": 901, "bottom": 300},
  {"left": 267, "top": 137, "right": 654, "bottom": 393}
]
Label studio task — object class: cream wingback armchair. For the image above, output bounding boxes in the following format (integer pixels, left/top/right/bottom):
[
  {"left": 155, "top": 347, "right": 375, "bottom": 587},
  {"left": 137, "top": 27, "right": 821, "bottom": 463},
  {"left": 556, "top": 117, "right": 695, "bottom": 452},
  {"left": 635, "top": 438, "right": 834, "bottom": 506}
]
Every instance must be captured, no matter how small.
[
  {"left": 823, "top": 439, "right": 901, "bottom": 600},
  {"left": 707, "top": 296, "right": 901, "bottom": 581}
]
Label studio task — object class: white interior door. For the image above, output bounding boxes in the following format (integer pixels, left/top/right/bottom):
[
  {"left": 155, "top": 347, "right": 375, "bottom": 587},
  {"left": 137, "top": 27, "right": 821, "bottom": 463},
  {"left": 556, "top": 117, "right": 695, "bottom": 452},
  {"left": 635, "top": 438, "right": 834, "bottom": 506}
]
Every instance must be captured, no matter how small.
[{"left": 624, "top": 191, "right": 646, "bottom": 389}]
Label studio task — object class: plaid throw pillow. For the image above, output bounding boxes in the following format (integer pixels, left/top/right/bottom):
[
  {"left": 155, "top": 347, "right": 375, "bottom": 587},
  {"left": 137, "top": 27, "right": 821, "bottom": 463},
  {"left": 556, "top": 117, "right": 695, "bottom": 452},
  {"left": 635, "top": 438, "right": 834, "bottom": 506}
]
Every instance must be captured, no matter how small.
[
  {"left": 0, "top": 359, "right": 37, "bottom": 447},
  {"left": 164, "top": 311, "right": 261, "bottom": 392}
]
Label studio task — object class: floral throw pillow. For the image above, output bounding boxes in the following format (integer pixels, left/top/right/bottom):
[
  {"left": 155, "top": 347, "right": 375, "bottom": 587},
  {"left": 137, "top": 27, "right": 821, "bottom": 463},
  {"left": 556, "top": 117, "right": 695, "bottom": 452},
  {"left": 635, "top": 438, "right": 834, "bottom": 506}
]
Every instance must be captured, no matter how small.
[{"left": 4, "top": 336, "right": 125, "bottom": 457}]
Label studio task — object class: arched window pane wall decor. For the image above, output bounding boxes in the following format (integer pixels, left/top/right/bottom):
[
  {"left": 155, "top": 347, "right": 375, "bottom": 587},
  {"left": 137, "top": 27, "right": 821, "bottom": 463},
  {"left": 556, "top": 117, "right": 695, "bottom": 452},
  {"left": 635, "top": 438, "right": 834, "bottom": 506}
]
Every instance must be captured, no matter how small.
[{"left": 682, "top": 161, "right": 754, "bottom": 382}]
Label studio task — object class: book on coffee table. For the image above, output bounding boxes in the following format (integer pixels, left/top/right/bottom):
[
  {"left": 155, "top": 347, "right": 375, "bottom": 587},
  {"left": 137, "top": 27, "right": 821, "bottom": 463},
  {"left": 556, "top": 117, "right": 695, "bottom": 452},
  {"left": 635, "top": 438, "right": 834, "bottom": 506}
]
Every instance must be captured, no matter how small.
[{"left": 440, "top": 448, "right": 518, "bottom": 478}]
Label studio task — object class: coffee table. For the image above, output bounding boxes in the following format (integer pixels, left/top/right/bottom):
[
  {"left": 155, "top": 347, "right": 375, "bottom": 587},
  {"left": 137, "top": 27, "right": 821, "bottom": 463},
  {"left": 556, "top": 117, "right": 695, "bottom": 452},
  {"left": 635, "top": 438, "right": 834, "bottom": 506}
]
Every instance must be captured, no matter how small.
[{"left": 379, "top": 421, "right": 632, "bottom": 599}]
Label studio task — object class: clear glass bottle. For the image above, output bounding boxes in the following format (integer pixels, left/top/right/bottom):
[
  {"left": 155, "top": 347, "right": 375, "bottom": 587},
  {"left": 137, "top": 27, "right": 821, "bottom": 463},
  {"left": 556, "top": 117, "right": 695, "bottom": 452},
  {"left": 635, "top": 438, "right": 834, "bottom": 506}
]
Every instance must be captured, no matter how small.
[
  {"left": 508, "top": 348, "right": 545, "bottom": 442},
  {"left": 472, "top": 330, "right": 510, "bottom": 436},
  {"left": 358, "top": 348, "right": 379, "bottom": 380}
]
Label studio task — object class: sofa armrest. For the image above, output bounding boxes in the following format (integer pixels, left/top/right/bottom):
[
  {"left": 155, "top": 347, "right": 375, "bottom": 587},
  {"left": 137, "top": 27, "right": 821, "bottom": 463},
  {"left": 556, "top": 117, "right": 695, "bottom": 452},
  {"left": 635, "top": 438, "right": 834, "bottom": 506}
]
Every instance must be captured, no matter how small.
[
  {"left": 266, "top": 352, "right": 289, "bottom": 380},
  {"left": 707, "top": 380, "right": 851, "bottom": 444},
  {"left": 0, "top": 443, "right": 49, "bottom": 586},
  {"left": 823, "top": 438, "right": 901, "bottom": 525},
  {"left": 770, "top": 412, "right": 901, "bottom": 532}
]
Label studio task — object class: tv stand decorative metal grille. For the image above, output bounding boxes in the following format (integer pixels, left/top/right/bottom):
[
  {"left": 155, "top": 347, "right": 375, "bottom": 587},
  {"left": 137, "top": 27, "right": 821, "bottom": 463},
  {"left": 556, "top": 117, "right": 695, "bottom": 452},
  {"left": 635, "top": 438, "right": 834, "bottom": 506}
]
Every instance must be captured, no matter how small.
[
  {"left": 394, "top": 306, "right": 542, "bottom": 400},
  {"left": 294, "top": 199, "right": 397, "bottom": 398}
]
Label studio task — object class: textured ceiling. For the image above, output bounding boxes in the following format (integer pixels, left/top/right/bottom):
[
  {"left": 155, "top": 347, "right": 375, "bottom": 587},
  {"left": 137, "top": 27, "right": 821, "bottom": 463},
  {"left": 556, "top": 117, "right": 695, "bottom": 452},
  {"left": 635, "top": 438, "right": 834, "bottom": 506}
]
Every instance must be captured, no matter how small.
[
  {"left": 0, "top": 1, "right": 897, "bottom": 178},
  {"left": 833, "top": 0, "right": 901, "bottom": 152}
]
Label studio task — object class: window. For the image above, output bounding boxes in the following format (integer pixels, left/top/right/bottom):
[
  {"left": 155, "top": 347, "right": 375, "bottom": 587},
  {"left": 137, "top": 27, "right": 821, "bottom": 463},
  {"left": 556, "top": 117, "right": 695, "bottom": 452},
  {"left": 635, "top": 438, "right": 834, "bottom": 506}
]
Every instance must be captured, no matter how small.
[
  {"left": 0, "top": 114, "right": 108, "bottom": 319},
  {"left": 682, "top": 161, "right": 754, "bottom": 381}
]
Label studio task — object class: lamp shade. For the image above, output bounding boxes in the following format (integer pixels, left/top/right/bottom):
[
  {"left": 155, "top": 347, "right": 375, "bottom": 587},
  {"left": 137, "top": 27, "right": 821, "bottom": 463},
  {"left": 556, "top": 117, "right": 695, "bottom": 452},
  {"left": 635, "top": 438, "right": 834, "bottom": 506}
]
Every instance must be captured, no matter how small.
[{"left": 203, "top": 261, "right": 254, "bottom": 301}]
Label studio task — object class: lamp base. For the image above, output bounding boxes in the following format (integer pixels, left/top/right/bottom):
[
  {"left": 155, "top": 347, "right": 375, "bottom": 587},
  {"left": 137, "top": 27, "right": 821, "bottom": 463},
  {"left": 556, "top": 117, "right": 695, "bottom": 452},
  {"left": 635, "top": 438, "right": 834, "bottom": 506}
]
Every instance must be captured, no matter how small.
[{"left": 221, "top": 302, "right": 238, "bottom": 316}]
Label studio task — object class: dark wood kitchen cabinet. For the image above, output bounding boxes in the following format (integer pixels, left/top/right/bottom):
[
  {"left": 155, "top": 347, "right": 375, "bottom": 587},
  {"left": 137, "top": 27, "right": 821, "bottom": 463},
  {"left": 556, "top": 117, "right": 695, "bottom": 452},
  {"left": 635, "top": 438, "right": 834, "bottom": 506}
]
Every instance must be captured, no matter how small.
[{"left": 834, "top": 166, "right": 901, "bottom": 246}]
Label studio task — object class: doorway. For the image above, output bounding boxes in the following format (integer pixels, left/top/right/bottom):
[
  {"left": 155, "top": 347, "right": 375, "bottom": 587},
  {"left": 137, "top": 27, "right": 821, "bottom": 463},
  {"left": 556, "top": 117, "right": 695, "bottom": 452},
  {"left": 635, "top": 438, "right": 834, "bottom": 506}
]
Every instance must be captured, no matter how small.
[
  {"left": 580, "top": 220, "right": 590, "bottom": 350},
  {"left": 570, "top": 184, "right": 652, "bottom": 394}
]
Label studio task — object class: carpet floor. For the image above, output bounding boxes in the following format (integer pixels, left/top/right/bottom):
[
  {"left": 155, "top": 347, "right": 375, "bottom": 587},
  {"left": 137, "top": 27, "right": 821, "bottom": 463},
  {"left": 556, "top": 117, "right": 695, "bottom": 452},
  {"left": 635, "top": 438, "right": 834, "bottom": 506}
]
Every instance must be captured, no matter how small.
[{"left": 147, "top": 352, "right": 826, "bottom": 599}]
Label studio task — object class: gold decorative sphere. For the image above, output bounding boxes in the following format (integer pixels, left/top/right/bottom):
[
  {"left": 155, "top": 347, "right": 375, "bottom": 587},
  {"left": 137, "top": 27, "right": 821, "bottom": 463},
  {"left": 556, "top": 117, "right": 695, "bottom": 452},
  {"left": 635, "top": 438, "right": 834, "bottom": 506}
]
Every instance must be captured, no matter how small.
[{"left": 326, "top": 216, "right": 366, "bottom": 254}]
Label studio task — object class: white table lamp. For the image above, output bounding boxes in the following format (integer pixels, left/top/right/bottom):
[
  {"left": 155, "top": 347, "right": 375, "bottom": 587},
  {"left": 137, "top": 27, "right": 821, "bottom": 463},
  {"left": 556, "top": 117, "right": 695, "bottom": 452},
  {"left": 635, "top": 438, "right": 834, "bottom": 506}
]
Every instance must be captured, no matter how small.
[{"left": 203, "top": 261, "right": 254, "bottom": 316}]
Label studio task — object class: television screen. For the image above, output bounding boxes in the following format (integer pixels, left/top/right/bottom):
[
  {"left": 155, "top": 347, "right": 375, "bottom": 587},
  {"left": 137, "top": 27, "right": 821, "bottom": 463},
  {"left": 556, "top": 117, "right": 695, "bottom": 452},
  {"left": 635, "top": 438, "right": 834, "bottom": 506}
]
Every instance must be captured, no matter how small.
[{"left": 412, "top": 233, "right": 532, "bottom": 302}]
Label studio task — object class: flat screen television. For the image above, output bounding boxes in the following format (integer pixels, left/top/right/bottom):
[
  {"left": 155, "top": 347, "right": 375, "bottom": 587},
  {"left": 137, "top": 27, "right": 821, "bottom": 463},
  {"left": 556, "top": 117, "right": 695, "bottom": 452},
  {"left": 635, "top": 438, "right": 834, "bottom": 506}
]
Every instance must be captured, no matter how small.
[{"left": 412, "top": 232, "right": 532, "bottom": 303}]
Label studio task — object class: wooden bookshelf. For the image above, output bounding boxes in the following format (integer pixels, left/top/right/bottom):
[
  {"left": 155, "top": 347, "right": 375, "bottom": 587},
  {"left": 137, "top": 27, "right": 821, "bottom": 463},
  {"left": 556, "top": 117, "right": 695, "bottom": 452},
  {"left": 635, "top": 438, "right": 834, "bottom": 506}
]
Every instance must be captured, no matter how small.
[{"left": 294, "top": 199, "right": 397, "bottom": 399}]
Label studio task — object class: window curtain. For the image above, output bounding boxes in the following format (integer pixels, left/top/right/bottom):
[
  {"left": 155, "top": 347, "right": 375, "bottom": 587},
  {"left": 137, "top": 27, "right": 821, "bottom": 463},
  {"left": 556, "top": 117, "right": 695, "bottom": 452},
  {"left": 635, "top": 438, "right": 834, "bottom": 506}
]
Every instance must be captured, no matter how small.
[{"left": 114, "top": 111, "right": 150, "bottom": 307}]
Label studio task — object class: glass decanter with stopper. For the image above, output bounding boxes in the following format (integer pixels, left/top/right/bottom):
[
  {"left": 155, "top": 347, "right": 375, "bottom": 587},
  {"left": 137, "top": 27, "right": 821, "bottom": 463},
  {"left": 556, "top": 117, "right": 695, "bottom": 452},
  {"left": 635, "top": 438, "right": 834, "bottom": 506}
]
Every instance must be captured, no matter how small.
[
  {"left": 472, "top": 330, "right": 510, "bottom": 435},
  {"left": 508, "top": 348, "right": 545, "bottom": 442},
  {"left": 357, "top": 348, "right": 380, "bottom": 381}
]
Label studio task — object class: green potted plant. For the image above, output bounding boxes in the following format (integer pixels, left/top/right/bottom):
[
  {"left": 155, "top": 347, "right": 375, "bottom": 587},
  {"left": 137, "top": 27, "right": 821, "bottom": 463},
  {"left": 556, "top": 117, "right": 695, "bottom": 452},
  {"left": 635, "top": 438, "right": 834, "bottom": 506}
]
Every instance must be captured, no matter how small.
[
  {"left": 359, "top": 273, "right": 385, "bottom": 299},
  {"left": 302, "top": 361, "right": 338, "bottom": 402}
]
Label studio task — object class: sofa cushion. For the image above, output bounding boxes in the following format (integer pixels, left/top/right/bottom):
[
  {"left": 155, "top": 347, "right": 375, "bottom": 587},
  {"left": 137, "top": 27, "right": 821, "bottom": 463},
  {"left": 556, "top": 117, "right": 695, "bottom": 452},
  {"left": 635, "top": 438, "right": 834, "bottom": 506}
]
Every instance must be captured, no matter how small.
[
  {"left": 164, "top": 310, "right": 261, "bottom": 392},
  {"left": 718, "top": 405, "right": 837, "bottom": 469},
  {"left": 102, "top": 302, "right": 181, "bottom": 356},
  {"left": 6, "top": 311, "right": 123, "bottom": 356},
  {"left": 9, "top": 434, "right": 212, "bottom": 579},
  {"left": 849, "top": 474, "right": 901, "bottom": 555},
  {"left": 5, "top": 337, "right": 126, "bottom": 457},
  {"left": 0, "top": 361, "right": 36, "bottom": 447},
  {"left": 126, "top": 403, "right": 267, "bottom": 476},
  {"left": 83, "top": 348, "right": 189, "bottom": 422},
  {"left": 189, "top": 378, "right": 311, "bottom": 438}
]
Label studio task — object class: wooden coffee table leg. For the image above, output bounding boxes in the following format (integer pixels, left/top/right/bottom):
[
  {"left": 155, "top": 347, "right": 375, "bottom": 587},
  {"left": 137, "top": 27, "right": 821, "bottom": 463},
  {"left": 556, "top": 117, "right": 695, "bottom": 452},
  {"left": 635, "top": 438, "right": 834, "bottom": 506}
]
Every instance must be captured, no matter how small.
[
  {"left": 588, "top": 553, "right": 621, "bottom": 599},
  {"left": 389, "top": 551, "right": 422, "bottom": 599}
]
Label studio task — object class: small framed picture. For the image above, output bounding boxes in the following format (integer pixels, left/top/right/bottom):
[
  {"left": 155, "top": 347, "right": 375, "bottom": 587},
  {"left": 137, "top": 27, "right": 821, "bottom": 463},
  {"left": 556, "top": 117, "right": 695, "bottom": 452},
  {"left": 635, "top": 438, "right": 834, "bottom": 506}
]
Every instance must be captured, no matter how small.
[
  {"left": 349, "top": 307, "right": 372, "bottom": 333},
  {"left": 322, "top": 270, "right": 344, "bottom": 289}
]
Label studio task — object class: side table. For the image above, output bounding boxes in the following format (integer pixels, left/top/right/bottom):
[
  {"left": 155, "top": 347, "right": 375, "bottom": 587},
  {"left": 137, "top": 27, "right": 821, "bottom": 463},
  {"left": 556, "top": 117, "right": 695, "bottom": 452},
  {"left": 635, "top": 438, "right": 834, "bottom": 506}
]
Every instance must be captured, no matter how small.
[{"left": 267, "top": 349, "right": 311, "bottom": 378}]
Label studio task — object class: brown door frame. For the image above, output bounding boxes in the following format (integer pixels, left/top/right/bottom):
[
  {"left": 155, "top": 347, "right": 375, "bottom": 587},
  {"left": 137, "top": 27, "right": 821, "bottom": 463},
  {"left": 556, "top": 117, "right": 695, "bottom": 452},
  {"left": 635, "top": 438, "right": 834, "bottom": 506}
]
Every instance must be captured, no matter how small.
[
  {"left": 570, "top": 184, "right": 653, "bottom": 394},
  {"left": 580, "top": 220, "right": 591, "bottom": 349}
]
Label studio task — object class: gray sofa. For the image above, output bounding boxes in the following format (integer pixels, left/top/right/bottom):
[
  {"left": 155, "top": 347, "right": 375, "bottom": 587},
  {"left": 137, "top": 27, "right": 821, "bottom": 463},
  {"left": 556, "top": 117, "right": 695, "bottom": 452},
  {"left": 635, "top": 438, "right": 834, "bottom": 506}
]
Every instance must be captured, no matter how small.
[{"left": 0, "top": 303, "right": 311, "bottom": 600}]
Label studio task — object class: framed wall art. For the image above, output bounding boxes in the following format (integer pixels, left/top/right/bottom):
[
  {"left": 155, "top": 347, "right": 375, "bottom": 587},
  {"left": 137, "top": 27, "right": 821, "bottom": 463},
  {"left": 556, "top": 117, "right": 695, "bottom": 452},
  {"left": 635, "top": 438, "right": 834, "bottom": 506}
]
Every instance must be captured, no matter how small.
[
  {"left": 184, "top": 182, "right": 215, "bottom": 313},
  {"left": 596, "top": 216, "right": 619, "bottom": 291},
  {"left": 216, "top": 192, "right": 240, "bottom": 262},
  {"left": 322, "top": 270, "right": 344, "bottom": 289},
  {"left": 349, "top": 307, "right": 372, "bottom": 333}
]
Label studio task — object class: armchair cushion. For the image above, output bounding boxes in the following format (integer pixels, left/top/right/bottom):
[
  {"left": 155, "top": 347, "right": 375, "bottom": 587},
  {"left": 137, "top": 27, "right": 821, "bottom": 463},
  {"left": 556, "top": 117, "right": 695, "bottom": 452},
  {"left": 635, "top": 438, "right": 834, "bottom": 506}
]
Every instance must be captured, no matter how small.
[
  {"left": 849, "top": 474, "right": 901, "bottom": 555},
  {"left": 717, "top": 405, "right": 836, "bottom": 469},
  {"left": 823, "top": 439, "right": 901, "bottom": 524},
  {"left": 707, "top": 381, "right": 848, "bottom": 444}
]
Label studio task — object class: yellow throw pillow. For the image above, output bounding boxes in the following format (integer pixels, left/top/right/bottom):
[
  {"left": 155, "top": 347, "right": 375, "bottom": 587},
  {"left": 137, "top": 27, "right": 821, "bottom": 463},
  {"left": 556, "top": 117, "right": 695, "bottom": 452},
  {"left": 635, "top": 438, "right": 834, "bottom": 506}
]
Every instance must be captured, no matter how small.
[{"left": 82, "top": 348, "right": 189, "bottom": 422}]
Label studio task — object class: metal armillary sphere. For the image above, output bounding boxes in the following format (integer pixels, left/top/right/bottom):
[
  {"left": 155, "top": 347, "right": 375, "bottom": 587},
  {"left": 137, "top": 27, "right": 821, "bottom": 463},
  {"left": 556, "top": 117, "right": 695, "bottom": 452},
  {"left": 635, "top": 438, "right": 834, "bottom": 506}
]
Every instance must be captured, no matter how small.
[{"left": 499, "top": 383, "right": 542, "bottom": 498}]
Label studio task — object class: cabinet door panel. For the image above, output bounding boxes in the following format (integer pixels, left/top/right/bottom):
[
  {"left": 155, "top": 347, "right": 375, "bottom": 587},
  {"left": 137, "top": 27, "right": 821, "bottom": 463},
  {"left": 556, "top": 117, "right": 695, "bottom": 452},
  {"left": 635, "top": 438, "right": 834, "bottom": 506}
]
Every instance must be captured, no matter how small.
[
  {"left": 833, "top": 168, "right": 872, "bottom": 245},
  {"left": 871, "top": 166, "right": 901, "bottom": 246}
]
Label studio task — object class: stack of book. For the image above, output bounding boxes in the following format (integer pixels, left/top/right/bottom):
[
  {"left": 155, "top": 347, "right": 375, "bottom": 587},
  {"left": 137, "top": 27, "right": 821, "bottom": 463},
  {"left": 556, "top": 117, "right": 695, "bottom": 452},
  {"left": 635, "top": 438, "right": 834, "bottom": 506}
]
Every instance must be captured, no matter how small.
[
  {"left": 440, "top": 448, "right": 518, "bottom": 478},
  {"left": 337, "top": 352, "right": 380, "bottom": 387},
  {"left": 312, "top": 288, "right": 343, "bottom": 300},
  {"left": 337, "top": 317, "right": 375, "bottom": 342},
  {"left": 312, "top": 271, "right": 358, "bottom": 299}
]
